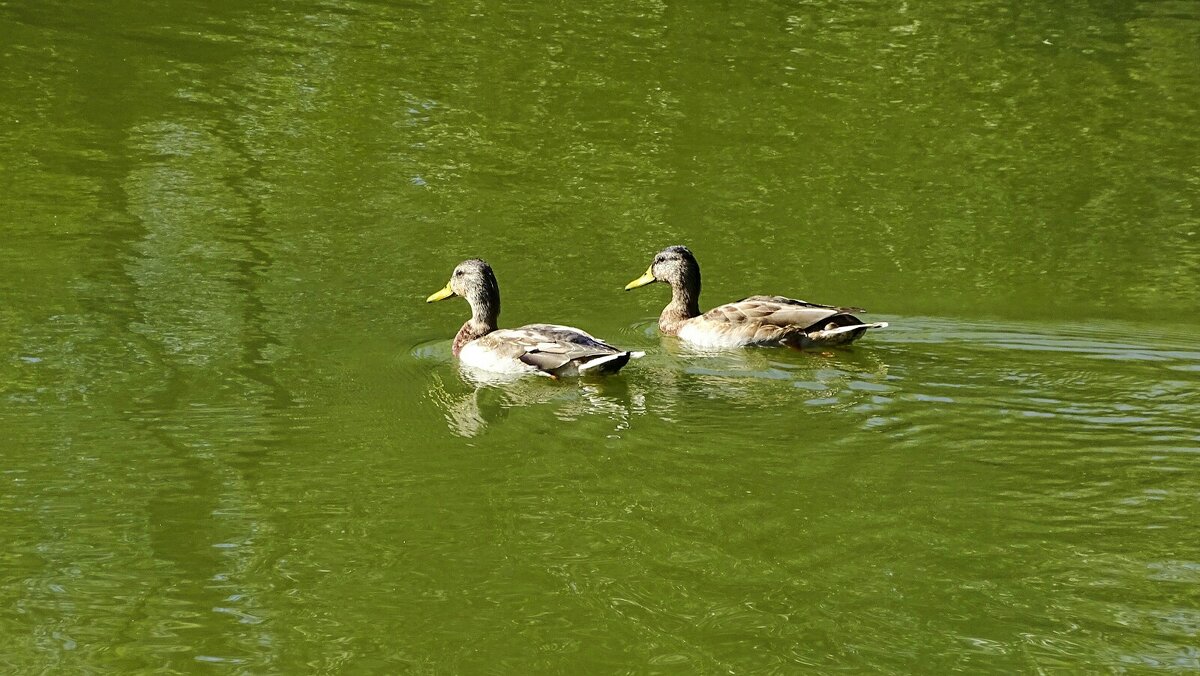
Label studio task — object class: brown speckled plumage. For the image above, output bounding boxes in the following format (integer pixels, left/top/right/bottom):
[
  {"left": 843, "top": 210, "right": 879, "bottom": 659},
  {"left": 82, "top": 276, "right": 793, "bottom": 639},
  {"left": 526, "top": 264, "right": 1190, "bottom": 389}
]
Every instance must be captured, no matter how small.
[{"left": 626, "top": 246, "right": 886, "bottom": 349}]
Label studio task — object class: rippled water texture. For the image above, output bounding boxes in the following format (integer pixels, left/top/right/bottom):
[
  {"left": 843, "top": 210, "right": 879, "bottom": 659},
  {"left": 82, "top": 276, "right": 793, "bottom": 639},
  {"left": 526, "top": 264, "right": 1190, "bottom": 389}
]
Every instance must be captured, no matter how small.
[{"left": 2, "top": 0, "right": 1199, "bottom": 672}]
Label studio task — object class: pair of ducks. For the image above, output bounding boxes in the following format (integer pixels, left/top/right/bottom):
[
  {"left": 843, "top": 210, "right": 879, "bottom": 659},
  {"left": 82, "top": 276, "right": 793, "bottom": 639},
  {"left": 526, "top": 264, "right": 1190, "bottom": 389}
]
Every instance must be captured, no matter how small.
[{"left": 426, "top": 245, "right": 888, "bottom": 378}]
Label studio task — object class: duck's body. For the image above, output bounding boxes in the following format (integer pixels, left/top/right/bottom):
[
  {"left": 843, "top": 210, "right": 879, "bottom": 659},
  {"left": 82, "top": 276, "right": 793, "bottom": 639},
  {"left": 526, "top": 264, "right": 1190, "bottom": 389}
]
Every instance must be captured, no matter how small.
[
  {"left": 428, "top": 259, "right": 642, "bottom": 378},
  {"left": 626, "top": 247, "right": 886, "bottom": 349},
  {"left": 457, "top": 324, "right": 638, "bottom": 376}
]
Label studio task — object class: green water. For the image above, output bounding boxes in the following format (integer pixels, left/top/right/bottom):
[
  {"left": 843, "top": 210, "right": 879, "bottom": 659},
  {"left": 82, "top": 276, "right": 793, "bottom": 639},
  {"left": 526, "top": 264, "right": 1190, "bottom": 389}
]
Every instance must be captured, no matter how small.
[{"left": 3, "top": 0, "right": 1199, "bottom": 672}]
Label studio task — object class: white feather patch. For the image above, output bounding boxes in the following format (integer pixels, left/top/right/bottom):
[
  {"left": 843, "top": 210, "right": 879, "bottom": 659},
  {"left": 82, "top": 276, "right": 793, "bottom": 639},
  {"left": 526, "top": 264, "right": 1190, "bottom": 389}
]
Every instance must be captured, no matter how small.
[{"left": 459, "top": 341, "right": 537, "bottom": 374}]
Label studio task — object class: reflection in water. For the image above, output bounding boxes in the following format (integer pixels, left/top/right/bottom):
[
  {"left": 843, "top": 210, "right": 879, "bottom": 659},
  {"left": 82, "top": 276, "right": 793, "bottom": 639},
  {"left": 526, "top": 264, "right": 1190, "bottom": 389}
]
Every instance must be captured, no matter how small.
[
  {"left": 424, "top": 313, "right": 1200, "bottom": 451},
  {"left": 424, "top": 364, "right": 648, "bottom": 438},
  {"left": 423, "top": 332, "right": 898, "bottom": 438},
  {"left": 635, "top": 332, "right": 895, "bottom": 421}
]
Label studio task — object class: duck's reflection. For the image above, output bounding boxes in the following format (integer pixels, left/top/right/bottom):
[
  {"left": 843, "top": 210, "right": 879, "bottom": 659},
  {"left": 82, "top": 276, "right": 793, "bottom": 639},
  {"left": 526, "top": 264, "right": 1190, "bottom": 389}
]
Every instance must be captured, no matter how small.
[
  {"left": 426, "top": 365, "right": 646, "bottom": 438},
  {"left": 424, "top": 333, "right": 893, "bottom": 438},
  {"left": 655, "top": 335, "right": 894, "bottom": 409}
]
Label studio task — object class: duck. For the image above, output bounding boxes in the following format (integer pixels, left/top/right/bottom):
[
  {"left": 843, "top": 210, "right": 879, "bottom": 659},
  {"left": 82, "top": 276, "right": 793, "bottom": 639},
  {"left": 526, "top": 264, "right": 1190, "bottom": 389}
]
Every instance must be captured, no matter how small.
[
  {"left": 624, "top": 245, "right": 887, "bottom": 349},
  {"left": 427, "top": 259, "right": 644, "bottom": 377}
]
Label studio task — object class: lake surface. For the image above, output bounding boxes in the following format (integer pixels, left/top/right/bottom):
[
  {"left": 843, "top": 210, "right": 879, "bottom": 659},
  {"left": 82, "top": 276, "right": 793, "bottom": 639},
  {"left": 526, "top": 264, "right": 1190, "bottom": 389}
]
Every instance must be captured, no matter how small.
[{"left": 2, "top": 0, "right": 1199, "bottom": 672}]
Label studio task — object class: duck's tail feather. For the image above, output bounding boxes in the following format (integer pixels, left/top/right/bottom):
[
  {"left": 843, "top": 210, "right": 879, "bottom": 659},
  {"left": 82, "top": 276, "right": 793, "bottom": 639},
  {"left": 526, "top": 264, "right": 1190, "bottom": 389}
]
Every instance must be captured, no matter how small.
[
  {"left": 803, "top": 321, "right": 889, "bottom": 345},
  {"left": 577, "top": 350, "right": 645, "bottom": 375},
  {"left": 818, "top": 321, "right": 888, "bottom": 338}
]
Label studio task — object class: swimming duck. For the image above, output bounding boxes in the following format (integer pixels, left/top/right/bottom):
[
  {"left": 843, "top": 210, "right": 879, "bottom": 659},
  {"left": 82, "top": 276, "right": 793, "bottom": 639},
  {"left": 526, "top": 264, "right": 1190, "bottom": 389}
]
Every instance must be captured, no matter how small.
[
  {"left": 427, "top": 259, "right": 644, "bottom": 377},
  {"left": 624, "top": 245, "right": 887, "bottom": 349}
]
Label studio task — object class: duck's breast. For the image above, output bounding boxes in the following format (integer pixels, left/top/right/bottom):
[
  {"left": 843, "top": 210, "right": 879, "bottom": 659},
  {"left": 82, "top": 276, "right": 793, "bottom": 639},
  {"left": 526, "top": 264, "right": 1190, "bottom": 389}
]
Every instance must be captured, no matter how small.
[
  {"left": 458, "top": 339, "right": 536, "bottom": 374},
  {"left": 677, "top": 319, "right": 758, "bottom": 348}
]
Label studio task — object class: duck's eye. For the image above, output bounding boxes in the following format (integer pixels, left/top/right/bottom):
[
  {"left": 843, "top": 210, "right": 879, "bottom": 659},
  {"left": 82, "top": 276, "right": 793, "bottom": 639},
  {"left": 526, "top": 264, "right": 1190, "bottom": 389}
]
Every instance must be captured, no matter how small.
[
  {"left": 454, "top": 270, "right": 464, "bottom": 277},
  {"left": 654, "top": 257, "right": 664, "bottom": 264}
]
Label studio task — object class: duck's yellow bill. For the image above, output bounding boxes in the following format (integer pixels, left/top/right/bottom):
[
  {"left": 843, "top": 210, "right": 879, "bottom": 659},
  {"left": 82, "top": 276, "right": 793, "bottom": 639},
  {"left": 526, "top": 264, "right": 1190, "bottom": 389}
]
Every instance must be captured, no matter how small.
[
  {"left": 426, "top": 284, "right": 456, "bottom": 303},
  {"left": 624, "top": 267, "right": 656, "bottom": 290}
]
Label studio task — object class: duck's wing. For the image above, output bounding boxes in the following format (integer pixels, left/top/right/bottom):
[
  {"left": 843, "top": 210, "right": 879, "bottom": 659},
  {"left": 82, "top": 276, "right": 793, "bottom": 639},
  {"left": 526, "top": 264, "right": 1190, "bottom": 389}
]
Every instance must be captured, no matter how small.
[
  {"left": 704, "top": 296, "right": 863, "bottom": 332},
  {"left": 737, "top": 295, "right": 866, "bottom": 315},
  {"left": 518, "top": 323, "right": 615, "bottom": 349},
  {"left": 483, "top": 324, "right": 641, "bottom": 375}
]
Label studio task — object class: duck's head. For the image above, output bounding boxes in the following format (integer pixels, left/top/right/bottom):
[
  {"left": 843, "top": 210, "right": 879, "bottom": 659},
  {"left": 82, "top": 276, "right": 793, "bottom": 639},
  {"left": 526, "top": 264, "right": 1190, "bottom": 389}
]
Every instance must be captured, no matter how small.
[
  {"left": 624, "top": 245, "right": 700, "bottom": 292},
  {"left": 426, "top": 258, "right": 501, "bottom": 313}
]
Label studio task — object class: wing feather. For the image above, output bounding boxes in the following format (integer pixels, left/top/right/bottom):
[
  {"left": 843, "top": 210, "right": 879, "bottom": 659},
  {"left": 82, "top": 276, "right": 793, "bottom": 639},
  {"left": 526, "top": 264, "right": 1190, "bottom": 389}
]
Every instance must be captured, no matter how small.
[
  {"left": 479, "top": 324, "right": 635, "bottom": 375},
  {"left": 703, "top": 296, "right": 860, "bottom": 333}
]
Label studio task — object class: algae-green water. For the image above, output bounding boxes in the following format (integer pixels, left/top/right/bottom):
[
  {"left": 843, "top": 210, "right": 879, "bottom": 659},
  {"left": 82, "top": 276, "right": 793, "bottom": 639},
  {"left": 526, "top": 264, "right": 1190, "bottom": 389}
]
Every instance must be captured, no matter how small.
[{"left": 3, "top": 0, "right": 1199, "bottom": 672}]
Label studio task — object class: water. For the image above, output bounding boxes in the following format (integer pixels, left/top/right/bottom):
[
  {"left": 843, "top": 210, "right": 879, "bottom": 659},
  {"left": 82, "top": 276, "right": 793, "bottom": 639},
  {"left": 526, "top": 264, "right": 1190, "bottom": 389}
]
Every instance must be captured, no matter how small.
[{"left": 2, "top": 0, "right": 1199, "bottom": 672}]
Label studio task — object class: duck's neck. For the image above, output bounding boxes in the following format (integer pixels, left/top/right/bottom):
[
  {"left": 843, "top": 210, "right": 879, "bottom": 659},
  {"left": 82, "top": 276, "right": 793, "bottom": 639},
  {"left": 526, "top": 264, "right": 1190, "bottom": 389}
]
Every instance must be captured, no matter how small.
[
  {"left": 659, "top": 278, "right": 701, "bottom": 336},
  {"left": 453, "top": 291, "right": 499, "bottom": 355}
]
